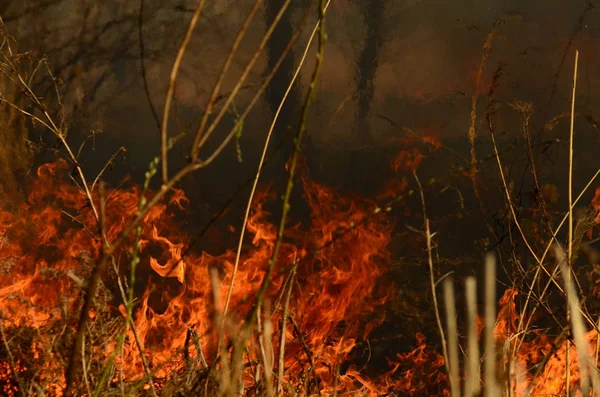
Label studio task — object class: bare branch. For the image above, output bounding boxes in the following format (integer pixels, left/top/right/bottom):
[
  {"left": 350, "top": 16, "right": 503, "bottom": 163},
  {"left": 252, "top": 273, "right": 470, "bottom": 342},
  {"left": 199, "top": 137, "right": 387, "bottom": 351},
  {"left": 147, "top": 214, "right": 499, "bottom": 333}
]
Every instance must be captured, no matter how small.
[{"left": 160, "top": 0, "right": 206, "bottom": 184}]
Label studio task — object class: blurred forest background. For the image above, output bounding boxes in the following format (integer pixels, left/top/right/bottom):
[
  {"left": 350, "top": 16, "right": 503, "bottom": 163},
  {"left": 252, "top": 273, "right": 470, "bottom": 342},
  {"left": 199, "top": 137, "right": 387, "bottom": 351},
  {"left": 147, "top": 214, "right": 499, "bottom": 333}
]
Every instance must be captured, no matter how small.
[{"left": 2, "top": 0, "right": 600, "bottom": 272}]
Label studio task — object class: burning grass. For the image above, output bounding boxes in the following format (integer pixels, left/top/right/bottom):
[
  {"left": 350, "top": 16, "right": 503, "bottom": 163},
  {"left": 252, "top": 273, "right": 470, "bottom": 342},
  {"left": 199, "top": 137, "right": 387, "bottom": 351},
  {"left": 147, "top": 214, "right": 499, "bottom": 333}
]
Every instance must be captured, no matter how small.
[
  {"left": 0, "top": 159, "right": 397, "bottom": 395},
  {"left": 3, "top": 4, "right": 600, "bottom": 397},
  {"left": 2, "top": 160, "right": 600, "bottom": 396}
]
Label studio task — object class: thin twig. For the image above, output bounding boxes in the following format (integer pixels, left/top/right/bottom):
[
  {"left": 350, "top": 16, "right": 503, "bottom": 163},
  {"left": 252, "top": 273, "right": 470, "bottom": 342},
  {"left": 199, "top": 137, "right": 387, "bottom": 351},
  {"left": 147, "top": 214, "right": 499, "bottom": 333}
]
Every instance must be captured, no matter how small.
[
  {"left": 161, "top": 0, "right": 207, "bottom": 183},
  {"left": 413, "top": 171, "right": 451, "bottom": 387},
  {"left": 81, "top": 336, "right": 92, "bottom": 396},
  {"left": 4, "top": 55, "right": 100, "bottom": 224},
  {"left": 193, "top": 0, "right": 297, "bottom": 165},
  {"left": 245, "top": 0, "right": 327, "bottom": 326},
  {"left": 258, "top": 302, "right": 275, "bottom": 397},
  {"left": 138, "top": 0, "right": 161, "bottom": 132},
  {"left": 566, "top": 48, "right": 579, "bottom": 396},
  {"left": 91, "top": 146, "right": 126, "bottom": 191},
  {"left": 115, "top": 269, "right": 158, "bottom": 397},
  {"left": 197, "top": 4, "right": 312, "bottom": 169},
  {"left": 288, "top": 314, "right": 321, "bottom": 396},
  {"left": 555, "top": 246, "right": 600, "bottom": 396},
  {"left": 486, "top": 67, "right": 540, "bottom": 264},
  {"left": 190, "top": 0, "right": 263, "bottom": 161},
  {"left": 222, "top": 0, "right": 330, "bottom": 324},
  {"left": 278, "top": 263, "right": 296, "bottom": 394},
  {"left": 467, "top": 16, "right": 510, "bottom": 238},
  {"left": 516, "top": 166, "right": 600, "bottom": 344}
]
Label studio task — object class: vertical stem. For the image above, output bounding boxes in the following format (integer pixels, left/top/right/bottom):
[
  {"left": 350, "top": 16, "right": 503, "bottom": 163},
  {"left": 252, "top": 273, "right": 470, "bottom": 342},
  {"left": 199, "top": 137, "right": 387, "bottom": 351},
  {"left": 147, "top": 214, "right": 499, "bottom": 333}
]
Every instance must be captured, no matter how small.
[
  {"left": 245, "top": 0, "right": 327, "bottom": 326},
  {"left": 484, "top": 254, "right": 498, "bottom": 397},
  {"left": 161, "top": 0, "right": 207, "bottom": 183},
  {"left": 413, "top": 171, "right": 451, "bottom": 386},
  {"left": 444, "top": 279, "right": 460, "bottom": 397},
  {"left": 566, "top": 49, "right": 579, "bottom": 395},
  {"left": 465, "top": 277, "right": 480, "bottom": 397},
  {"left": 223, "top": 0, "right": 331, "bottom": 323},
  {"left": 277, "top": 264, "right": 296, "bottom": 394}
]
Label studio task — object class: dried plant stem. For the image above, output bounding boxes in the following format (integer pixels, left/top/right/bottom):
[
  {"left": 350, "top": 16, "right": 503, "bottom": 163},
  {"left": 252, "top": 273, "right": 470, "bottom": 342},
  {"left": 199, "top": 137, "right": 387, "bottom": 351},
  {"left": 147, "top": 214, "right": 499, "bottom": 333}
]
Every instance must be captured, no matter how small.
[
  {"left": 91, "top": 163, "right": 159, "bottom": 397},
  {"left": 511, "top": 100, "right": 558, "bottom": 249},
  {"left": 288, "top": 314, "right": 320, "bottom": 395},
  {"left": 596, "top": 317, "right": 600, "bottom": 371},
  {"left": 332, "top": 365, "right": 339, "bottom": 397},
  {"left": 469, "top": 17, "right": 504, "bottom": 173},
  {"left": 278, "top": 264, "right": 296, "bottom": 394},
  {"left": 246, "top": 0, "right": 327, "bottom": 326},
  {"left": 0, "top": 49, "right": 99, "bottom": 224},
  {"left": 160, "top": 0, "right": 207, "bottom": 183},
  {"left": 484, "top": 254, "right": 499, "bottom": 397},
  {"left": 91, "top": 147, "right": 126, "bottom": 191},
  {"left": 194, "top": 328, "right": 209, "bottom": 369},
  {"left": 192, "top": 3, "right": 314, "bottom": 170},
  {"left": 117, "top": 273, "right": 157, "bottom": 397},
  {"left": 465, "top": 277, "right": 481, "bottom": 397},
  {"left": 487, "top": 115, "right": 540, "bottom": 263},
  {"left": 208, "top": 267, "right": 232, "bottom": 397},
  {"left": 81, "top": 336, "right": 91, "bottom": 396},
  {"left": 190, "top": 0, "right": 267, "bottom": 161},
  {"left": 566, "top": 48, "right": 579, "bottom": 396},
  {"left": 258, "top": 303, "right": 275, "bottom": 397},
  {"left": 223, "top": 0, "right": 330, "bottom": 321},
  {"left": 443, "top": 278, "right": 460, "bottom": 397},
  {"left": 138, "top": 0, "right": 161, "bottom": 132},
  {"left": 467, "top": 17, "right": 504, "bottom": 237},
  {"left": 516, "top": 166, "right": 600, "bottom": 341},
  {"left": 413, "top": 171, "right": 450, "bottom": 385},
  {"left": 555, "top": 246, "right": 600, "bottom": 395}
]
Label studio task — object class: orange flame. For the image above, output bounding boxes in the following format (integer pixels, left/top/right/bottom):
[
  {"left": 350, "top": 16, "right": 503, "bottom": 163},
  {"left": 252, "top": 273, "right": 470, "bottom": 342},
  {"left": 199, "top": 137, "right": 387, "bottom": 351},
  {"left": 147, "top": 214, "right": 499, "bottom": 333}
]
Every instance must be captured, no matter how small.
[
  {"left": 3, "top": 158, "right": 598, "bottom": 396},
  {"left": 0, "top": 159, "right": 396, "bottom": 395}
]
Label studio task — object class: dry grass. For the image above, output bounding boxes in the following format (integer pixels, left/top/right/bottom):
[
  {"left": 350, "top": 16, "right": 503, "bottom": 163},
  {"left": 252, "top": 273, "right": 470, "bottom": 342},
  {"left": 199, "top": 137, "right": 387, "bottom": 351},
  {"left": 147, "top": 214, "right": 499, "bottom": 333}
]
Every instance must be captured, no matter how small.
[
  {"left": 0, "top": 3, "right": 334, "bottom": 396},
  {"left": 1, "top": 6, "right": 600, "bottom": 397}
]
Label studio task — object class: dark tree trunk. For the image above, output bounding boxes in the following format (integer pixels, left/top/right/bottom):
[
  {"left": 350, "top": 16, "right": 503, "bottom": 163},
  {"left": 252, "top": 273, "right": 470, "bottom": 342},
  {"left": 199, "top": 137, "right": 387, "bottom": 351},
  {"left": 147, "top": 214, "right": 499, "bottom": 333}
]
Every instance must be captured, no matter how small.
[{"left": 355, "top": 0, "right": 386, "bottom": 144}]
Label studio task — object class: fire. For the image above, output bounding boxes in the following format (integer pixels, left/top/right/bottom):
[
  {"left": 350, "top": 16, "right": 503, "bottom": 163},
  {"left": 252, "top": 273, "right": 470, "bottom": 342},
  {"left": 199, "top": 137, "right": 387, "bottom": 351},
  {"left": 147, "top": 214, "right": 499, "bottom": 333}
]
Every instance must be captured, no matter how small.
[
  {"left": 2, "top": 158, "right": 600, "bottom": 396},
  {"left": 384, "top": 333, "right": 449, "bottom": 396},
  {"left": 378, "top": 286, "right": 600, "bottom": 396},
  {"left": 593, "top": 187, "right": 600, "bottom": 223},
  {"left": 483, "top": 288, "right": 600, "bottom": 397},
  {"left": 0, "top": 159, "right": 394, "bottom": 395}
]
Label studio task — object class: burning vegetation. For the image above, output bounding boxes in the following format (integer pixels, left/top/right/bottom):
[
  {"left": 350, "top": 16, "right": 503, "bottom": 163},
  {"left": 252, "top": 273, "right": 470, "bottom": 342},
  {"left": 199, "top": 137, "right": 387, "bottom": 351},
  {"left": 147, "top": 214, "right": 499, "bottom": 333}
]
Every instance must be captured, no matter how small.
[{"left": 2, "top": 3, "right": 600, "bottom": 397}]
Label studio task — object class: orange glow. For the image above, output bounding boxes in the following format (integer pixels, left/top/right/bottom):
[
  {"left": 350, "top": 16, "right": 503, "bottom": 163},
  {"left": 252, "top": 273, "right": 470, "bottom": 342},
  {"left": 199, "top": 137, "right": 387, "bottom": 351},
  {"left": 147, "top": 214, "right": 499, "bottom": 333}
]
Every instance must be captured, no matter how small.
[
  {"left": 2, "top": 160, "right": 600, "bottom": 396},
  {"left": 592, "top": 187, "right": 600, "bottom": 223},
  {"left": 0, "top": 159, "right": 394, "bottom": 395}
]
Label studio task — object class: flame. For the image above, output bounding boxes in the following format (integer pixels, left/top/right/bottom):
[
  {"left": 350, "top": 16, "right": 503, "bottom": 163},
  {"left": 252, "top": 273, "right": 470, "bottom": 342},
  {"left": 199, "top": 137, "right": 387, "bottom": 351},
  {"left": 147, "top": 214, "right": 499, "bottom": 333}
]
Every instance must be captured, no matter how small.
[
  {"left": 0, "top": 159, "right": 396, "bottom": 395},
  {"left": 3, "top": 157, "right": 599, "bottom": 396},
  {"left": 486, "top": 288, "right": 600, "bottom": 397},
  {"left": 384, "top": 333, "right": 450, "bottom": 396},
  {"left": 592, "top": 187, "right": 600, "bottom": 223}
]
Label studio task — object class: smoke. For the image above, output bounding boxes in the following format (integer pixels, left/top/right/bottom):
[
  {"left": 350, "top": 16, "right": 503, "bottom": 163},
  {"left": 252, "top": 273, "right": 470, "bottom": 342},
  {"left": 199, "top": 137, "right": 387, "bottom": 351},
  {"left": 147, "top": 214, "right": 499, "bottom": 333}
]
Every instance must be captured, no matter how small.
[
  {"left": 2, "top": 0, "right": 599, "bottom": 195},
  {"left": 3, "top": 1, "right": 598, "bottom": 140}
]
